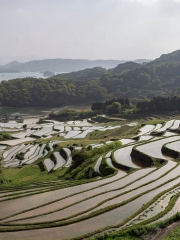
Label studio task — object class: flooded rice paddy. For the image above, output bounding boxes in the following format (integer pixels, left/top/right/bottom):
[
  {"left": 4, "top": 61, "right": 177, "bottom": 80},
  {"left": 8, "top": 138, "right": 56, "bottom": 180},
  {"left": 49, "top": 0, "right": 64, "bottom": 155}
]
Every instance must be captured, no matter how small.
[{"left": 1, "top": 118, "right": 180, "bottom": 239}]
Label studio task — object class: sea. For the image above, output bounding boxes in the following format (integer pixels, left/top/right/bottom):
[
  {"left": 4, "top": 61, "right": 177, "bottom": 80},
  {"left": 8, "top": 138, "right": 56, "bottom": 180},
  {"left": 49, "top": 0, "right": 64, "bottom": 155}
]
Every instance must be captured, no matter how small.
[
  {"left": 0, "top": 72, "right": 64, "bottom": 117},
  {"left": 0, "top": 72, "right": 61, "bottom": 82}
]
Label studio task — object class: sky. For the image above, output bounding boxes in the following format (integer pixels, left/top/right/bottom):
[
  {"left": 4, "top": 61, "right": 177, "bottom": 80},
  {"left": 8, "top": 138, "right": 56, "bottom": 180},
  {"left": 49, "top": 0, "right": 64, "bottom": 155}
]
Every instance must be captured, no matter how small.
[{"left": 0, "top": 0, "right": 180, "bottom": 64}]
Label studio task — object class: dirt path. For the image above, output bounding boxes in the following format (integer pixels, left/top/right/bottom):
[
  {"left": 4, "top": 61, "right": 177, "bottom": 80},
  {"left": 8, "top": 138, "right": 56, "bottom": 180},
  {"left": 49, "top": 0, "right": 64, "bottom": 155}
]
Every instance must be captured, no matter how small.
[{"left": 144, "top": 221, "right": 180, "bottom": 240}]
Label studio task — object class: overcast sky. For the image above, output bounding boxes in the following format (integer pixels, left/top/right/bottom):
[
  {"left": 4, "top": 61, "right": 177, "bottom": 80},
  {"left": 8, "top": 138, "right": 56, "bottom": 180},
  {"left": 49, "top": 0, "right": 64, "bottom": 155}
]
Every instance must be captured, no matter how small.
[{"left": 0, "top": 0, "right": 180, "bottom": 63}]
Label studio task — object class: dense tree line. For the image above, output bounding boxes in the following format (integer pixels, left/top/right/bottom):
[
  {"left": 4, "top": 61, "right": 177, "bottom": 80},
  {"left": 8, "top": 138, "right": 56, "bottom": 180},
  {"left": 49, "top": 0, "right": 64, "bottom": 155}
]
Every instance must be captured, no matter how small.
[
  {"left": 137, "top": 96, "right": 180, "bottom": 112},
  {"left": 49, "top": 110, "right": 97, "bottom": 121},
  {"left": 0, "top": 50, "right": 180, "bottom": 107},
  {"left": 57, "top": 67, "right": 107, "bottom": 81},
  {"left": 0, "top": 78, "right": 108, "bottom": 107},
  {"left": 91, "top": 98, "right": 130, "bottom": 113}
]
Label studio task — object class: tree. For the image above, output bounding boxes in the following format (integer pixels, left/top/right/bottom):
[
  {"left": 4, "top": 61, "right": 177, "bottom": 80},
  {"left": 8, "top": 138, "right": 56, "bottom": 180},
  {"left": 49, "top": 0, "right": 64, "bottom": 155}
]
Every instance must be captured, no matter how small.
[
  {"left": 106, "top": 102, "right": 121, "bottom": 114},
  {"left": 136, "top": 72, "right": 151, "bottom": 86}
]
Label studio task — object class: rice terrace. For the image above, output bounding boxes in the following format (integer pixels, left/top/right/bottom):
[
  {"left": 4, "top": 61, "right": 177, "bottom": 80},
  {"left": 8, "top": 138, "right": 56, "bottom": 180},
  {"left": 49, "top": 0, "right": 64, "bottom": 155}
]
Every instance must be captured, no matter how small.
[
  {"left": 1, "top": 108, "right": 180, "bottom": 240},
  {"left": 2, "top": 0, "right": 180, "bottom": 238}
]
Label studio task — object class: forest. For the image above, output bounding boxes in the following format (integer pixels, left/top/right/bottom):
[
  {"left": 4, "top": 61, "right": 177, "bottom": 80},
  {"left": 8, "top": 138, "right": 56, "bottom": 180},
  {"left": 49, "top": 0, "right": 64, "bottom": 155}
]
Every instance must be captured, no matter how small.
[
  {"left": 0, "top": 50, "right": 180, "bottom": 107},
  {"left": 91, "top": 98, "right": 130, "bottom": 113},
  {"left": 137, "top": 96, "right": 180, "bottom": 112}
]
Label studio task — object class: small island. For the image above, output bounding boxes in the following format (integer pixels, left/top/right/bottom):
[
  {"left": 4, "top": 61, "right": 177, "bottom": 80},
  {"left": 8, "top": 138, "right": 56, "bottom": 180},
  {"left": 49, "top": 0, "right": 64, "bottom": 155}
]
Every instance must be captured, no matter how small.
[{"left": 43, "top": 71, "right": 55, "bottom": 77}]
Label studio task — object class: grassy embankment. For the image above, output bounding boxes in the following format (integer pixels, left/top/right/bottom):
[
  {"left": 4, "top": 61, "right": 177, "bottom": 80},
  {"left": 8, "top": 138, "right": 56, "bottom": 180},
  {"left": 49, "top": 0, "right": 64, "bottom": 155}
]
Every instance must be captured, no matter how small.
[{"left": 0, "top": 121, "right": 140, "bottom": 187}]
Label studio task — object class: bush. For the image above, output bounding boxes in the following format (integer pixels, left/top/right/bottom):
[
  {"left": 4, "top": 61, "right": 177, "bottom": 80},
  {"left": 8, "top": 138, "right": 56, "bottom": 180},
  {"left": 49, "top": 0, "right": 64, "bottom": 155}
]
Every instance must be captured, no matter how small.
[
  {"left": 99, "top": 157, "right": 115, "bottom": 176},
  {"left": 45, "top": 145, "right": 51, "bottom": 151},
  {"left": 1, "top": 133, "right": 11, "bottom": 139},
  {"left": 73, "top": 142, "right": 122, "bottom": 167}
]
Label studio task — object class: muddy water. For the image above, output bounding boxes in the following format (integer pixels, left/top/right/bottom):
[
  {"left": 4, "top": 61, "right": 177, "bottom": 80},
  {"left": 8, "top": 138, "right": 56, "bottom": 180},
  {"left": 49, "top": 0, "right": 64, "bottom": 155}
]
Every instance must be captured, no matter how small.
[
  {"left": 94, "top": 156, "right": 102, "bottom": 174},
  {"left": 137, "top": 125, "right": 155, "bottom": 136},
  {"left": 17, "top": 163, "right": 180, "bottom": 224},
  {"left": 166, "top": 140, "right": 180, "bottom": 152},
  {"left": 2, "top": 177, "right": 180, "bottom": 240},
  {"left": 155, "top": 120, "right": 174, "bottom": 133},
  {"left": 20, "top": 163, "right": 177, "bottom": 223},
  {"left": 106, "top": 158, "right": 116, "bottom": 169},
  {"left": 119, "top": 139, "right": 135, "bottom": 145},
  {"left": 0, "top": 169, "right": 129, "bottom": 219},
  {"left": 137, "top": 136, "right": 180, "bottom": 160},
  {"left": 150, "top": 124, "right": 162, "bottom": 132},
  {"left": 163, "top": 132, "right": 177, "bottom": 137},
  {"left": 3, "top": 145, "right": 19, "bottom": 158},
  {"left": 4, "top": 169, "right": 152, "bottom": 222},
  {"left": 139, "top": 136, "right": 153, "bottom": 141},
  {"left": 13, "top": 167, "right": 176, "bottom": 224},
  {"left": 0, "top": 186, "right": 55, "bottom": 198},
  {"left": 114, "top": 145, "right": 140, "bottom": 168},
  {"left": 155, "top": 195, "right": 180, "bottom": 223},
  {"left": 53, "top": 152, "right": 66, "bottom": 170},
  {"left": 170, "top": 120, "right": 180, "bottom": 130},
  {"left": 9, "top": 160, "right": 176, "bottom": 223},
  {"left": 89, "top": 164, "right": 180, "bottom": 214},
  {"left": 127, "top": 186, "right": 180, "bottom": 226}
]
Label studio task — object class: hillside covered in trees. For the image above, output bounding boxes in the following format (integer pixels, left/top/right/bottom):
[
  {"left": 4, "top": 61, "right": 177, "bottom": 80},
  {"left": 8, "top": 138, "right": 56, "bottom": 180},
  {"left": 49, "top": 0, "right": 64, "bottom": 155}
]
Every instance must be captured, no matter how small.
[
  {"left": 137, "top": 96, "right": 180, "bottom": 112},
  {"left": 92, "top": 98, "right": 130, "bottom": 113},
  {"left": 0, "top": 50, "right": 180, "bottom": 107},
  {"left": 57, "top": 67, "right": 107, "bottom": 81}
]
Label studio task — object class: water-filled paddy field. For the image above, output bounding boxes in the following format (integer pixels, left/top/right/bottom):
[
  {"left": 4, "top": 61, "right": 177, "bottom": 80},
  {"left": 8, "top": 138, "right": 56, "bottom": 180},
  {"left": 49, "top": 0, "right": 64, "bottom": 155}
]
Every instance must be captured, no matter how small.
[{"left": 1, "top": 116, "right": 180, "bottom": 239}]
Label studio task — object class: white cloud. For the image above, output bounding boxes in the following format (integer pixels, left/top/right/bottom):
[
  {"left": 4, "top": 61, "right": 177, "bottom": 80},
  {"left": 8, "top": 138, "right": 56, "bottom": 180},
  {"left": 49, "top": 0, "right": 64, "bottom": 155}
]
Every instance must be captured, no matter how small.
[
  {"left": 0, "top": 0, "right": 180, "bottom": 60},
  {"left": 121, "top": 0, "right": 159, "bottom": 3},
  {"left": 15, "top": 8, "right": 25, "bottom": 14}
]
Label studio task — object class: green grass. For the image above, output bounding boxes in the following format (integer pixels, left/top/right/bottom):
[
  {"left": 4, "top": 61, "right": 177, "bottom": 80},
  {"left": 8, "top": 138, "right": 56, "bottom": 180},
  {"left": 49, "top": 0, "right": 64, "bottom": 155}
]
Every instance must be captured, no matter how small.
[
  {"left": 1, "top": 116, "right": 180, "bottom": 239},
  {"left": 99, "top": 157, "right": 116, "bottom": 177},
  {"left": 3, "top": 165, "right": 42, "bottom": 181},
  {"left": 1, "top": 165, "right": 65, "bottom": 188},
  {"left": 88, "top": 125, "right": 140, "bottom": 140},
  {"left": 93, "top": 234, "right": 139, "bottom": 240},
  {"left": 143, "top": 119, "right": 166, "bottom": 125}
]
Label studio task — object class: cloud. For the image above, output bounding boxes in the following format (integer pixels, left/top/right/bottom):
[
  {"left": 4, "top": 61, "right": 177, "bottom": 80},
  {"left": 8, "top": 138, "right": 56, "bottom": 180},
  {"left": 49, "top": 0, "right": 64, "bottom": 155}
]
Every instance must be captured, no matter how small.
[
  {"left": 15, "top": 8, "right": 25, "bottom": 14},
  {"left": 120, "top": 0, "right": 180, "bottom": 4},
  {"left": 129, "top": 0, "right": 158, "bottom": 3},
  {"left": 0, "top": 0, "right": 180, "bottom": 60}
]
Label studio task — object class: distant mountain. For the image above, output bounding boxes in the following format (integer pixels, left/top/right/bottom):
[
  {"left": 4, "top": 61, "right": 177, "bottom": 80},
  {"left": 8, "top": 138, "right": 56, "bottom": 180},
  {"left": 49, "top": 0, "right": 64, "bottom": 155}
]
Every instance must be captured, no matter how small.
[
  {"left": 109, "top": 61, "right": 140, "bottom": 74},
  {"left": 58, "top": 61, "right": 141, "bottom": 80},
  {"left": 0, "top": 61, "right": 21, "bottom": 69},
  {"left": 0, "top": 59, "right": 125, "bottom": 73},
  {"left": 57, "top": 67, "right": 107, "bottom": 81},
  {"left": 0, "top": 68, "right": 20, "bottom": 73},
  {"left": 2, "top": 60, "right": 21, "bottom": 68},
  {"left": 0, "top": 49, "right": 180, "bottom": 107},
  {"left": 150, "top": 50, "right": 180, "bottom": 64},
  {"left": 0, "top": 58, "right": 151, "bottom": 73},
  {"left": 0, "top": 61, "right": 21, "bottom": 73}
]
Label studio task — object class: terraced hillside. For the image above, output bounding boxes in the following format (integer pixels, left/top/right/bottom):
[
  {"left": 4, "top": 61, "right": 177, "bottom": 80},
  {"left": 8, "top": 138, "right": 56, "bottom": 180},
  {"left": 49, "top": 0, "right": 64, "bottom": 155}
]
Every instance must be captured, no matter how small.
[{"left": 1, "top": 117, "right": 180, "bottom": 240}]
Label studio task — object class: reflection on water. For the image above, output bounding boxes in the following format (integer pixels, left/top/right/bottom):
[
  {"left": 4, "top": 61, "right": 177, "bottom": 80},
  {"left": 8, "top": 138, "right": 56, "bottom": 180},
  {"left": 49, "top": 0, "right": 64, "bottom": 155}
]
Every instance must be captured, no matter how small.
[{"left": 0, "top": 107, "right": 58, "bottom": 117}]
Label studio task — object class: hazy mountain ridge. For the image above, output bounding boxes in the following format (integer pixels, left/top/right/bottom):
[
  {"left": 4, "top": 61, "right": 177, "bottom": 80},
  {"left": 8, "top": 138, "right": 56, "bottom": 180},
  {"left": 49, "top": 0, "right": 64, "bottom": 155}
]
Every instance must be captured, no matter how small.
[
  {"left": 1, "top": 60, "right": 22, "bottom": 68},
  {"left": 0, "top": 61, "right": 21, "bottom": 73},
  {"left": 0, "top": 68, "right": 20, "bottom": 73},
  {"left": 0, "top": 58, "right": 151, "bottom": 73},
  {"left": 0, "top": 50, "right": 179, "bottom": 108},
  {"left": 109, "top": 61, "right": 140, "bottom": 74},
  {"left": 57, "top": 62, "right": 141, "bottom": 81},
  {"left": 0, "top": 50, "right": 180, "bottom": 108},
  {"left": 57, "top": 67, "right": 107, "bottom": 81},
  {"left": 152, "top": 50, "right": 180, "bottom": 64}
]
